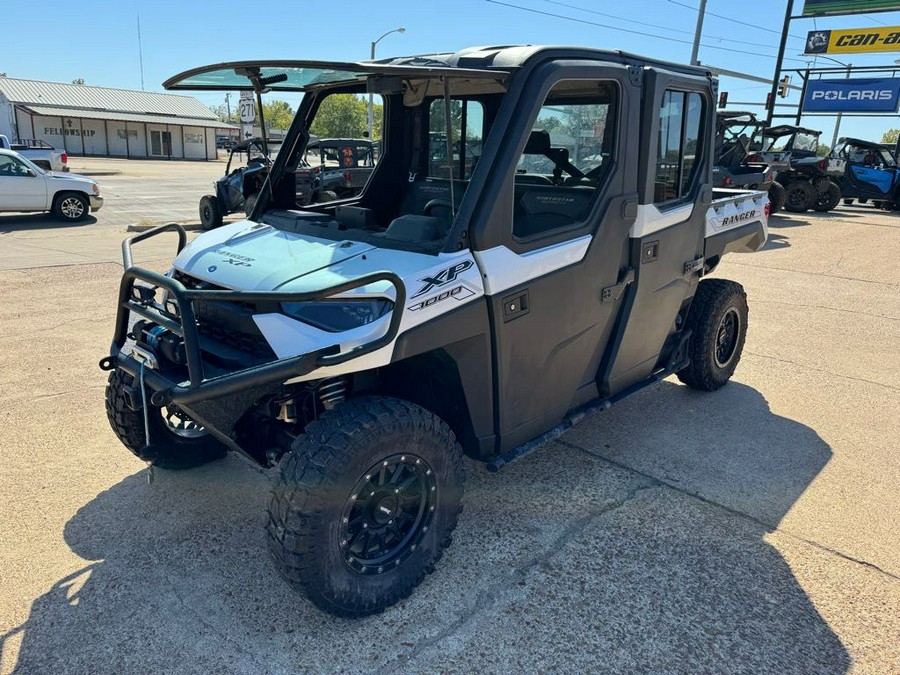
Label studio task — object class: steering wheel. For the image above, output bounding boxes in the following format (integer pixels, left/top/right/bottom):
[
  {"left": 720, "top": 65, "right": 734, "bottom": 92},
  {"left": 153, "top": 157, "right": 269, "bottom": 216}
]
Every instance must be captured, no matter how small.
[{"left": 423, "top": 198, "right": 453, "bottom": 217}]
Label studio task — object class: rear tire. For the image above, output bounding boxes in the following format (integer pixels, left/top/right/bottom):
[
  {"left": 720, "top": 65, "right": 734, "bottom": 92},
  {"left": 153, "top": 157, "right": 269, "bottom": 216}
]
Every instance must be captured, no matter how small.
[
  {"left": 199, "top": 194, "right": 223, "bottom": 230},
  {"left": 52, "top": 192, "right": 89, "bottom": 221},
  {"left": 783, "top": 181, "right": 814, "bottom": 213},
  {"left": 266, "top": 396, "right": 464, "bottom": 618},
  {"left": 677, "top": 279, "right": 748, "bottom": 391},
  {"left": 813, "top": 180, "right": 841, "bottom": 212},
  {"left": 105, "top": 369, "right": 226, "bottom": 470},
  {"left": 767, "top": 182, "right": 785, "bottom": 215}
]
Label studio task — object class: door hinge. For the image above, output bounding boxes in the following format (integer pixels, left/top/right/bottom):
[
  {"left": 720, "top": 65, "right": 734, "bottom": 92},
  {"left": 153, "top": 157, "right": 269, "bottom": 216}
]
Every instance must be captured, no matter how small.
[
  {"left": 601, "top": 268, "right": 634, "bottom": 303},
  {"left": 683, "top": 256, "right": 705, "bottom": 275}
]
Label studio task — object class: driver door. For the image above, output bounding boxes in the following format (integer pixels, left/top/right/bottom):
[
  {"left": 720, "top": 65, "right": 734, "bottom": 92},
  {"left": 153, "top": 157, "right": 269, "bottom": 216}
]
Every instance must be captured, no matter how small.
[
  {"left": 0, "top": 155, "right": 47, "bottom": 210},
  {"left": 844, "top": 143, "right": 898, "bottom": 198}
]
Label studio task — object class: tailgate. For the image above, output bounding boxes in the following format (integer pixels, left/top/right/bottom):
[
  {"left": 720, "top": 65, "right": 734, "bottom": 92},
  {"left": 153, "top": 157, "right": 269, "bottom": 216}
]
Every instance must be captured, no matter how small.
[{"left": 706, "top": 189, "right": 768, "bottom": 256}]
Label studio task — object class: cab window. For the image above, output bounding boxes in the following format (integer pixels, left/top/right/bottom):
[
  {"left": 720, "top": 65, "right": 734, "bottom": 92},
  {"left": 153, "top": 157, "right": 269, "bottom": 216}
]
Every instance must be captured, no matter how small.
[
  {"left": 428, "top": 99, "right": 484, "bottom": 180},
  {"left": 512, "top": 79, "right": 619, "bottom": 239},
  {"left": 654, "top": 90, "right": 704, "bottom": 204}
]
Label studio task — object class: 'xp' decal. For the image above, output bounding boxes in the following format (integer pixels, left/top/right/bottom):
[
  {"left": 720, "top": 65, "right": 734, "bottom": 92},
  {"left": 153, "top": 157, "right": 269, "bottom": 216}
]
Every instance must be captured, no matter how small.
[
  {"left": 407, "top": 284, "right": 476, "bottom": 312},
  {"left": 411, "top": 260, "right": 474, "bottom": 298}
]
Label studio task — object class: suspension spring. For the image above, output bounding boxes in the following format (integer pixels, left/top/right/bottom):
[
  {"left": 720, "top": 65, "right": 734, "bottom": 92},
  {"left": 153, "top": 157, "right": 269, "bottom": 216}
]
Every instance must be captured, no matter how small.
[{"left": 318, "top": 377, "right": 347, "bottom": 410}]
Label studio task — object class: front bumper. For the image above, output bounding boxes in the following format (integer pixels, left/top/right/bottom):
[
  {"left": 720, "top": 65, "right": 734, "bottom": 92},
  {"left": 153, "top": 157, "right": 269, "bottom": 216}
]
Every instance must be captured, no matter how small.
[
  {"left": 90, "top": 195, "right": 104, "bottom": 211},
  {"left": 100, "top": 223, "right": 405, "bottom": 409}
]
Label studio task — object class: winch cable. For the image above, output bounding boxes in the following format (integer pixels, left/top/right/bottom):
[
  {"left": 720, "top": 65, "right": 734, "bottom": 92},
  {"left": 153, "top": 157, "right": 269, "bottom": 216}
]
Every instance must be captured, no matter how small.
[{"left": 443, "top": 78, "right": 456, "bottom": 219}]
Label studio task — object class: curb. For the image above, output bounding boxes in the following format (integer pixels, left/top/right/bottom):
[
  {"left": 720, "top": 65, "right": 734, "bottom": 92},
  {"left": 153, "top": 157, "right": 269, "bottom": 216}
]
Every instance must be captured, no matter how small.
[{"left": 127, "top": 221, "right": 204, "bottom": 232}]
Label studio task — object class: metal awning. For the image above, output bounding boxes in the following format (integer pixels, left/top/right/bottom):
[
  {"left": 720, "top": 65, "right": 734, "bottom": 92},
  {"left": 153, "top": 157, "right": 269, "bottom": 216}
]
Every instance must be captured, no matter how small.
[{"left": 19, "top": 105, "right": 233, "bottom": 129}]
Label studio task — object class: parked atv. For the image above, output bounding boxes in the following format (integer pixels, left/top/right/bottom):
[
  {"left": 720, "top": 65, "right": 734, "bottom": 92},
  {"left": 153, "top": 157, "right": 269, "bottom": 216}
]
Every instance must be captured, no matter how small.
[
  {"left": 294, "top": 138, "right": 376, "bottom": 205},
  {"left": 101, "top": 48, "right": 769, "bottom": 618},
  {"left": 198, "top": 138, "right": 272, "bottom": 229},
  {"left": 829, "top": 137, "right": 900, "bottom": 209},
  {"left": 750, "top": 125, "right": 841, "bottom": 213},
  {"left": 714, "top": 111, "right": 782, "bottom": 214}
]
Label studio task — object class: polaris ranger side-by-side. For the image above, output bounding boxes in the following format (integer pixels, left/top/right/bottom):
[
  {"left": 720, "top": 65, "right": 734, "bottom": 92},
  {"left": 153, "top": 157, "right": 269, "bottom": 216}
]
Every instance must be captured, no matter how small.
[
  {"left": 713, "top": 110, "right": 782, "bottom": 214},
  {"left": 101, "top": 47, "right": 768, "bottom": 617}
]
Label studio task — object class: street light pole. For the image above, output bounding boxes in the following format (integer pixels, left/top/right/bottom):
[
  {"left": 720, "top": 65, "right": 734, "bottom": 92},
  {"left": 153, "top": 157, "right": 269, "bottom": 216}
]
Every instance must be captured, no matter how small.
[
  {"left": 368, "top": 27, "right": 405, "bottom": 139},
  {"left": 831, "top": 63, "right": 852, "bottom": 149}
]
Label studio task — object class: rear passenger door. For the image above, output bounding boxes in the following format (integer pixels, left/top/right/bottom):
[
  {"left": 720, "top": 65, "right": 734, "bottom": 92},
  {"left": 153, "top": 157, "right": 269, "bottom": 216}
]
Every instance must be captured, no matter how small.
[{"left": 471, "top": 63, "right": 640, "bottom": 451}]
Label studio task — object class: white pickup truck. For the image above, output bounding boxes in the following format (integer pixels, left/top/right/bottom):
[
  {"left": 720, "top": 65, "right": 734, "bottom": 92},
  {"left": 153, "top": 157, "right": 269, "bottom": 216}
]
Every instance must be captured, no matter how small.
[
  {"left": 0, "top": 148, "right": 102, "bottom": 221},
  {"left": 0, "top": 134, "right": 67, "bottom": 172}
]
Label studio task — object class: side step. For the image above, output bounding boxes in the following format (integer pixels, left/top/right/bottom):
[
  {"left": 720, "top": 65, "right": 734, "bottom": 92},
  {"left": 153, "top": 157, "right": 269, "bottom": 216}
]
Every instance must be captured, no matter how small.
[{"left": 486, "top": 330, "right": 691, "bottom": 472}]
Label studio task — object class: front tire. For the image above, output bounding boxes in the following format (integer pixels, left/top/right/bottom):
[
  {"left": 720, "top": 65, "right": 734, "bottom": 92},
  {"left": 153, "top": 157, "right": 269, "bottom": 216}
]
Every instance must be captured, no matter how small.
[
  {"left": 105, "top": 369, "right": 226, "bottom": 470},
  {"left": 677, "top": 279, "right": 748, "bottom": 391},
  {"left": 199, "top": 194, "right": 223, "bottom": 230},
  {"left": 53, "top": 192, "right": 89, "bottom": 221},
  {"left": 783, "top": 181, "right": 815, "bottom": 213},
  {"left": 243, "top": 193, "right": 258, "bottom": 218},
  {"left": 266, "top": 396, "right": 464, "bottom": 618},
  {"left": 813, "top": 180, "right": 841, "bottom": 212}
]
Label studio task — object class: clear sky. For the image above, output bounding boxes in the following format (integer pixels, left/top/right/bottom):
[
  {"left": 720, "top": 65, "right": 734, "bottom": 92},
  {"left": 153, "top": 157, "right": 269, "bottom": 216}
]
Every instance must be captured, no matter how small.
[{"left": 4, "top": 0, "right": 900, "bottom": 146}]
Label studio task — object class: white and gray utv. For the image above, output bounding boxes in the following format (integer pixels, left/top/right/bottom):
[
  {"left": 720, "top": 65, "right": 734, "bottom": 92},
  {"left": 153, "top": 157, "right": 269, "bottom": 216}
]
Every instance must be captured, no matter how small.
[{"left": 101, "top": 46, "right": 769, "bottom": 617}]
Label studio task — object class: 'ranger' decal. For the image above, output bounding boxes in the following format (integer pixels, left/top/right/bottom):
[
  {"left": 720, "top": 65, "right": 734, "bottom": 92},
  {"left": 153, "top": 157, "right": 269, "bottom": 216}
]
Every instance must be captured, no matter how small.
[{"left": 719, "top": 210, "right": 756, "bottom": 227}]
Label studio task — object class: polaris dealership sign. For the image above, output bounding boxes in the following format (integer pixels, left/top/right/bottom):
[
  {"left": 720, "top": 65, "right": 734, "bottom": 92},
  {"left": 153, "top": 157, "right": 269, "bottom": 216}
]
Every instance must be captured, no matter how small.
[{"left": 803, "top": 78, "right": 900, "bottom": 112}]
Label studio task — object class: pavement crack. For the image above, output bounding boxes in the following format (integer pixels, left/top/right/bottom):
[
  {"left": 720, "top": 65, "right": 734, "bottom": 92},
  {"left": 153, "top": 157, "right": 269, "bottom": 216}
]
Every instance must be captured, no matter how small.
[
  {"left": 556, "top": 440, "right": 900, "bottom": 583},
  {"left": 753, "top": 298, "right": 900, "bottom": 322},
  {"left": 727, "top": 260, "right": 900, "bottom": 288},
  {"left": 744, "top": 350, "right": 900, "bottom": 393},
  {"left": 381, "top": 478, "right": 657, "bottom": 674},
  {"left": 0, "top": 386, "right": 106, "bottom": 415}
]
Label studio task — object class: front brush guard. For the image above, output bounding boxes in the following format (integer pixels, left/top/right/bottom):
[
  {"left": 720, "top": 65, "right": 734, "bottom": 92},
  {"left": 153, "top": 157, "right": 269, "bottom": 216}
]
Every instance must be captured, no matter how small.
[{"left": 100, "top": 223, "right": 406, "bottom": 412}]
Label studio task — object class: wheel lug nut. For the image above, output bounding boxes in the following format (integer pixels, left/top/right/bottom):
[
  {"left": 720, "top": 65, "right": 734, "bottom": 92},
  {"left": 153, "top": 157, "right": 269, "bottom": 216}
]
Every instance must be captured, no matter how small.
[
  {"left": 363, "top": 523, "right": 368, "bottom": 529},
  {"left": 383, "top": 461, "right": 388, "bottom": 466},
  {"left": 388, "top": 520, "right": 393, "bottom": 525},
  {"left": 342, "top": 517, "right": 348, "bottom": 523}
]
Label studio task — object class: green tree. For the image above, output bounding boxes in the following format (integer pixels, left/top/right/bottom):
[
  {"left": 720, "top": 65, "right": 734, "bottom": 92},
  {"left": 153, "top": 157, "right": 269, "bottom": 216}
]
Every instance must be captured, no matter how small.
[
  {"left": 816, "top": 144, "right": 831, "bottom": 157},
  {"left": 882, "top": 128, "right": 900, "bottom": 144},
  {"left": 208, "top": 104, "right": 230, "bottom": 123},
  {"left": 309, "top": 94, "right": 382, "bottom": 139},
  {"left": 262, "top": 100, "right": 294, "bottom": 130}
]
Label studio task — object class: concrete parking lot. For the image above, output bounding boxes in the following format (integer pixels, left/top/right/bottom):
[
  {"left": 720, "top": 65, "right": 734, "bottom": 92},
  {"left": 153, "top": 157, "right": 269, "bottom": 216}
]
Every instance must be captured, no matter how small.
[{"left": 0, "top": 198, "right": 898, "bottom": 673}]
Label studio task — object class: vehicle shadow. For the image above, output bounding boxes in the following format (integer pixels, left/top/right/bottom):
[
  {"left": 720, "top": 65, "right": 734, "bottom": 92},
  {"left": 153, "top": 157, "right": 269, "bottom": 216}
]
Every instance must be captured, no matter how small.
[
  {"left": 3, "top": 381, "right": 850, "bottom": 674},
  {"left": 0, "top": 212, "right": 97, "bottom": 233},
  {"left": 762, "top": 229, "right": 790, "bottom": 250}
]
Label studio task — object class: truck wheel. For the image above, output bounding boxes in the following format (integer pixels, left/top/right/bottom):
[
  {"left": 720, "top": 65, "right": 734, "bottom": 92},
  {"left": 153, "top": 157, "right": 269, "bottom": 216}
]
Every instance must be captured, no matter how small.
[
  {"left": 199, "top": 195, "right": 223, "bottom": 230},
  {"left": 105, "top": 369, "right": 226, "bottom": 470},
  {"left": 813, "top": 180, "right": 841, "bottom": 212},
  {"left": 53, "top": 192, "right": 89, "bottom": 221},
  {"left": 677, "top": 279, "right": 748, "bottom": 392},
  {"left": 243, "top": 193, "right": 258, "bottom": 217},
  {"left": 783, "top": 181, "right": 814, "bottom": 213},
  {"left": 315, "top": 190, "right": 338, "bottom": 203},
  {"left": 767, "top": 182, "right": 785, "bottom": 215},
  {"left": 266, "top": 396, "right": 464, "bottom": 618}
]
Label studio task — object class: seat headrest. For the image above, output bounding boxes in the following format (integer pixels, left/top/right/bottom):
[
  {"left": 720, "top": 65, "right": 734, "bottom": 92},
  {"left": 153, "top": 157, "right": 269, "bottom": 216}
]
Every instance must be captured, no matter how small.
[{"left": 524, "top": 129, "right": 552, "bottom": 155}]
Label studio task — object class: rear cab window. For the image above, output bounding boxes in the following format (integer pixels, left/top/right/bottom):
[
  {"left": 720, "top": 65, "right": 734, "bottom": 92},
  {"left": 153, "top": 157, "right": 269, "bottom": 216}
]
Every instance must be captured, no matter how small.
[{"left": 654, "top": 90, "right": 704, "bottom": 205}]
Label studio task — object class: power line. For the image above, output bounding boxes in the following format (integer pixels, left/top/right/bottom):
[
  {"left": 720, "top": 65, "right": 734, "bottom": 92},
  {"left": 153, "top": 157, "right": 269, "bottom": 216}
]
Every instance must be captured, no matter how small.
[
  {"left": 544, "top": 0, "right": 792, "bottom": 51},
  {"left": 485, "top": 0, "right": 810, "bottom": 63},
  {"left": 667, "top": 0, "right": 807, "bottom": 42}
]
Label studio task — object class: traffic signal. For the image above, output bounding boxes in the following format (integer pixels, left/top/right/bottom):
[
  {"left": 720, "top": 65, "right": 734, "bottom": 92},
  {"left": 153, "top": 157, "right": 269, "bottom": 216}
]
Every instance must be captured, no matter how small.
[
  {"left": 718, "top": 91, "right": 728, "bottom": 109},
  {"left": 766, "top": 92, "right": 774, "bottom": 111},
  {"left": 778, "top": 76, "right": 791, "bottom": 98}
]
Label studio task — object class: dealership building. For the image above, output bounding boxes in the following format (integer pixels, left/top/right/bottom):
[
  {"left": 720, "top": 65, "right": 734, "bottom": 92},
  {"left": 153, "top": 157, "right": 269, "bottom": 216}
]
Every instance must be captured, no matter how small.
[{"left": 0, "top": 77, "right": 235, "bottom": 160}]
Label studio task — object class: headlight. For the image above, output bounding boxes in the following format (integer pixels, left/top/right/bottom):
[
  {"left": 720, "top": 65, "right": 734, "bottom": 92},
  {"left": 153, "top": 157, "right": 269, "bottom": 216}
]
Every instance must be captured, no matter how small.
[
  {"left": 92, "top": 183, "right": 100, "bottom": 195},
  {"left": 281, "top": 299, "right": 393, "bottom": 332}
]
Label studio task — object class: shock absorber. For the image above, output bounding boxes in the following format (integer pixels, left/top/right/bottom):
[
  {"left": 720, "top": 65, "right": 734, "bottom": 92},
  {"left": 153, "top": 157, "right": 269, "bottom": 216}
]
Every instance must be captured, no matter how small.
[{"left": 318, "top": 377, "right": 347, "bottom": 410}]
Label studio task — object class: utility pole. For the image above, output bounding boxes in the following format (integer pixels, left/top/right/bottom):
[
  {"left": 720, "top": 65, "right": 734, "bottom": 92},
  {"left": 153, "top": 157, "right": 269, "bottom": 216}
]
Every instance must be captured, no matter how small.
[
  {"left": 831, "top": 63, "right": 852, "bottom": 148},
  {"left": 766, "top": 0, "right": 795, "bottom": 126},
  {"left": 690, "top": 0, "right": 708, "bottom": 65},
  {"left": 225, "top": 92, "right": 232, "bottom": 122},
  {"left": 137, "top": 11, "right": 145, "bottom": 91}
]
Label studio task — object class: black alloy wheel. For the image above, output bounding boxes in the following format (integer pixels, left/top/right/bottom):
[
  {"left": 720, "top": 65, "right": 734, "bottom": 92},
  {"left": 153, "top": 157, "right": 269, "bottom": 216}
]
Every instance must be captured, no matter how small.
[
  {"left": 714, "top": 307, "right": 741, "bottom": 369},
  {"left": 339, "top": 453, "right": 437, "bottom": 575}
]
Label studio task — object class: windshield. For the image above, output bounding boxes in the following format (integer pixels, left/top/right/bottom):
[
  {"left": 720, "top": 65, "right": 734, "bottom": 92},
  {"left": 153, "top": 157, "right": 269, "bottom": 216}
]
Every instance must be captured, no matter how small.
[{"left": 173, "top": 65, "right": 364, "bottom": 90}]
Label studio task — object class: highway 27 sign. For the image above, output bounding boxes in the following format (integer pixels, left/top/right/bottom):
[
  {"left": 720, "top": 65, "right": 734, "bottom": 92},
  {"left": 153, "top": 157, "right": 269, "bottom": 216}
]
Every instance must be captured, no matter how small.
[{"left": 803, "top": 77, "right": 900, "bottom": 113}]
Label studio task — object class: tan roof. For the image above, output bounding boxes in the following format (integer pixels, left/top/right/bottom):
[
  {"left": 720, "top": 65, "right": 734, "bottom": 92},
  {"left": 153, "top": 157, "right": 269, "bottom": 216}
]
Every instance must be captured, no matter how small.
[{"left": 0, "top": 77, "right": 221, "bottom": 121}]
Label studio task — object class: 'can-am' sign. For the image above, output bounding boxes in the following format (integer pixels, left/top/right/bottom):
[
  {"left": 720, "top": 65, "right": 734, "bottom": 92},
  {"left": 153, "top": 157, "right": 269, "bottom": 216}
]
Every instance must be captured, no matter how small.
[{"left": 802, "top": 77, "right": 900, "bottom": 112}]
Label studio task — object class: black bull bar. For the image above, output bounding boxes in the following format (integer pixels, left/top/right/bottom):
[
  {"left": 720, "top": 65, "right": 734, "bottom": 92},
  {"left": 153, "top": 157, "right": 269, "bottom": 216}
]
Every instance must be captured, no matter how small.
[{"left": 99, "top": 223, "right": 406, "bottom": 412}]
